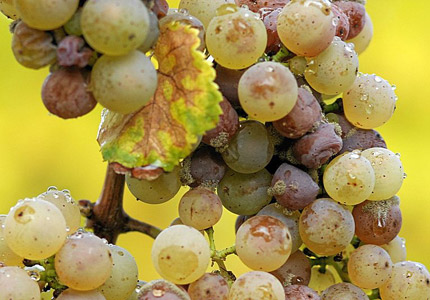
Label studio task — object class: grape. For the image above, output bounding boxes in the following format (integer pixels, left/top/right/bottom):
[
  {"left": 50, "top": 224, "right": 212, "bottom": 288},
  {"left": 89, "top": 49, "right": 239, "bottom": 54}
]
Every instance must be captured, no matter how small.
[
  {"left": 178, "top": 188, "right": 223, "bottom": 230},
  {"left": 229, "top": 271, "right": 285, "bottom": 300},
  {"left": 179, "top": 0, "right": 234, "bottom": 28},
  {"left": 299, "top": 198, "right": 355, "bottom": 256},
  {"left": 277, "top": 0, "right": 336, "bottom": 57},
  {"left": 381, "top": 236, "right": 407, "bottom": 264},
  {"left": 271, "top": 250, "right": 311, "bottom": 286},
  {"left": 321, "top": 283, "right": 369, "bottom": 300},
  {"left": 234, "top": 215, "right": 251, "bottom": 233},
  {"left": 56, "top": 36, "right": 93, "bottom": 68},
  {"left": 271, "top": 163, "right": 319, "bottom": 211},
  {"left": 138, "top": 11, "right": 160, "bottom": 53},
  {"left": 348, "top": 245, "right": 393, "bottom": 289},
  {"left": 361, "top": 148, "right": 404, "bottom": 201},
  {"left": 284, "top": 285, "right": 320, "bottom": 300},
  {"left": 98, "top": 245, "right": 138, "bottom": 300},
  {"left": 340, "top": 128, "right": 387, "bottom": 154},
  {"left": 0, "top": 266, "right": 40, "bottom": 300},
  {"left": 152, "top": 0, "right": 169, "bottom": 19},
  {"left": 380, "top": 261, "right": 430, "bottom": 300},
  {"left": 343, "top": 74, "right": 397, "bottom": 129},
  {"left": 202, "top": 97, "right": 239, "bottom": 148},
  {"left": 352, "top": 198, "right": 402, "bottom": 245},
  {"left": 139, "top": 279, "right": 191, "bottom": 300},
  {"left": 218, "top": 168, "right": 272, "bottom": 215},
  {"left": 0, "top": 215, "right": 23, "bottom": 266},
  {"left": 37, "top": 187, "right": 81, "bottom": 234},
  {"left": 126, "top": 166, "right": 181, "bottom": 204},
  {"left": 347, "top": 13, "right": 373, "bottom": 55},
  {"left": 331, "top": 4, "right": 349, "bottom": 40},
  {"left": 304, "top": 38, "right": 359, "bottom": 95},
  {"left": 206, "top": 5, "right": 267, "bottom": 70},
  {"left": 260, "top": 8, "right": 283, "bottom": 53},
  {"left": 214, "top": 65, "right": 245, "bottom": 108},
  {"left": 189, "top": 147, "right": 227, "bottom": 187},
  {"left": 323, "top": 151, "right": 375, "bottom": 205},
  {"left": 221, "top": 121, "right": 274, "bottom": 174},
  {"left": 333, "top": 1, "right": 366, "bottom": 39},
  {"left": 4, "top": 198, "right": 67, "bottom": 260},
  {"left": 14, "top": 0, "right": 78, "bottom": 30},
  {"left": 235, "top": 0, "right": 289, "bottom": 12},
  {"left": 257, "top": 203, "right": 302, "bottom": 253},
  {"left": 288, "top": 56, "right": 308, "bottom": 76},
  {"left": 55, "top": 231, "right": 113, "bottom": 291},
  {"left": 91, "top": 50, "right": 157, "bottom": 114},
  {"left": 308, "top": 267, "right": 336, "bottom": 294},
  {"left": 151, "top": 225, "right": 210, "bottom": 284},
  {"left": 238, "top": 62, "right": 298, "bottom": 122},
  {"left": 0, "top": 0, "right": 19, "bottom": 19},
  {"left": 187, "top": 273, "right": 229, "bottom": 300},
  {"left": 292, "top": 123, "right": 343, "bottom": 169},
  {"left": 58, "top": 289, "right": 106, "bottom": 300},
  {"left": 236, "top": 215, "right": 292, "bottom": 271},
  {"left": 64, "top": 8, "right": 83, "bottom": 36},
  {"left": 273, "top": 87, "right": 322, "bottom": 139}
]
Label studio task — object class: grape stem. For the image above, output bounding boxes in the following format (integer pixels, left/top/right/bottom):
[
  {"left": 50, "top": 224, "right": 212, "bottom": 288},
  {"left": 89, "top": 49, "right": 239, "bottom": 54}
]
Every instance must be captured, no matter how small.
[
  {"left": 322, "top": 98, "right": 343, "bottom": 114},
  {"left": 271, "top": 45, "right": 290, "bottom": 63},
  {"left": 309, "top": 255, "right": 350, "bottom": 282},
  {"left": 369, "top": 288, "right": 381, "bottom": 300}
]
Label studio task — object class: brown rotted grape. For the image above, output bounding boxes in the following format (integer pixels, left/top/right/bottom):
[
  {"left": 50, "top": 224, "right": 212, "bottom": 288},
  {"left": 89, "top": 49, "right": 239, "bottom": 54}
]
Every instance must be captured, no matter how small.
[
  {"left": 152, "top": 0, "right": 169, "bottom": 18},
  {"left": 271, "top": 250, "right": 312, "bottom": 286},
  {"left": 334, "top": 1, "right": 366, "bottom": 39},
  {"left": 325, "top": 113, "right": 354, "bottom": 138},
  {"left": 235, "top": 215, "right": 251, "bottom": 233},
  {"left": 260, "top": 7, "right": 282, "bottom": 53},
  {"left": 214, "top": 65, "right": 245, "bottom": 108},
  {"left": 284, "top": 285, "right": 321, "bottom": 300},
  {"left": 235, "top": 0, "right": 289, "bottom": 12},
  {"left": 331, "top": 4, "right": 350, "bottom": 40},
  {"left": 41, "top": 68, "right": 97, "bottom": 119},
  {"left": 190, "top": 147, "right": 226, "bottom": 187},
  {"left": 57, "top": 35, "right": 93, "bottom": 68}
]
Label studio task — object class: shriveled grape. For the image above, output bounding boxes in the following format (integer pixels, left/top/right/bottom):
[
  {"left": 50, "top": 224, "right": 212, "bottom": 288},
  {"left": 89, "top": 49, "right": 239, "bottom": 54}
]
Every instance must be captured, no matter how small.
[{"left": 340, "top": 128, "right": 387, "bottom": 154}]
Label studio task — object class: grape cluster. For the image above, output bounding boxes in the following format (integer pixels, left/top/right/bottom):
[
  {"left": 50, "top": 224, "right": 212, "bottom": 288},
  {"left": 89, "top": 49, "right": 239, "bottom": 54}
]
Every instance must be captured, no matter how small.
[{"left": 1, "top": 0, "right": 430, "bottom": 300}]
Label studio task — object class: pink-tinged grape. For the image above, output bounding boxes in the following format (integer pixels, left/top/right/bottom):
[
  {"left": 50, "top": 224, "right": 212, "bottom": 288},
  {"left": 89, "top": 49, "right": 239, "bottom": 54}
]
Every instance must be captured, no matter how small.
[
  {"left": 284, "top": 285, "right": 320, "bottom": 300},
  {"left": 380, "top": 261, "right": 430, "bottom": 300},
  {"left": 235, "top": 215, "right": 251, "bottom": 233},
  {"left": 321, "top": 283, "right": 369, "bottom": 300},
  {"left": 56, "top": 36, "right": 93, "bottom": 68},
  {"left": 55, "top": 232, "right": 113, "bottom": 291},
  {"left": 58, "top": 289, "right": 106, "bottom": 300},
  {"left": 0, "top": 0, "right": 19, "bottom": 19},
  {"left": 333, "top": 1, "right": 366, "bottom": 39},
  {"left": 218, "top": 168, "right": 272, "bottom": 215},
  {"left": 0, "top": 215, "right": 23, "bottom": 266},
  {"left": 178, "top": 188, "right": 223, "bottom": 230},
  {"left": 221, "top": 121, "right": 274, "bottom": 174},
  {"left": 152, "top": 0, "right": 169, "bottom": 19},
  {"left": 188, "top": 273, "right": 229, "bottom": 300},
  {"left": 347, "top": 13, "right": 373, "bottom": 55},
  {"left": 214, "top": 65, "right": 245, "bottom": 107},
  {"left": 277, "top": 0, "right": 336, "bottom": 57},
  {"left": 308, "top": 267, "right": 336, "bottom": 293},
  {"left": 179, "top": 0, "right": 234, "bottom": 28},
  {"left": 361, "top": 148, "right": 404, "bottom": 201},
  {"left": 271, "top": 163, "right": 319, "bottom": 211},
  {"left": 292, "top": 123, "right": 343, "bottom": 169},
  {"left": 381, "top": 236, "right": 407, "bottom": 264},
  {"left": 138, "top": 11, "right": 160, "bottom": 53},
  {"left": 273, "top": 87, "right": 322, "bottom": 139},
  {"left": 340, "top": 129, "right": 387, "bottom": 154},
  {"left": 238, "top": 62, "right": 298, "bottom": 122},
  {"left": 151, "top": 225, "right": 210, "bottom": 284},
  {"left": 138, "top": 279, "right": 191, "bottom": 300},
  {"left": 229, "top": 271, "right": 285, "bottom": 300},
  {"left": 299, "top": 198, "right": 355, "bottom": 256},
  {"left": 236, "top": 215, "right": 292, "bottom": 271},
  {"left": 126, "top": 167, "right": 181, "bottom": 204},
  {"left": 271, "top": 250, "right": 311, "bottom": 286},
  {"left": 97, "top": 245, "right": 138, "bottom": 300},
  {"left": 91, "top": 51, "right": 157, "bottom": 114},
  {"left": 343, "top": 74, "right": 397, "bottom": 129},
  {"left": 325, "top": 113, "right": 353, "bottom": 138},
  {"left": 235, "top": 0, "right": 290, "bottom": 12},
  {"left": 0, "top": 266, "right": 40, "bottom": 300},
  {"left": 348, "top": 245, "right": 393, "bottom": 289},
  {"left": 257, "top": 203, "right": 302, "bottom": 253},
  {"left": 260, "top": 8, "right": 283, "bottom": 53},
  {"left": 323, "top": 151, "right": 375, "bottom": 205},
  {"left": 352, "top": 198, "right": 402, "bottom": 245},
  {"left": 206, "top": 5, "right": 267, "bottom": 70},
  {"left": 14, "top": 0, "right": 78, "bottom": 30},
  {"left": 189, "top": 147, "right": 227, "bottom": 187},
  {"left": 304, "top": 38, "right": 359, "bottom": 95},
  {"left": 4, "top": 198, "right": 67, "bottom": 260},
  {"left": 331, "top": 4, "right": 349, "bottom": 40}
]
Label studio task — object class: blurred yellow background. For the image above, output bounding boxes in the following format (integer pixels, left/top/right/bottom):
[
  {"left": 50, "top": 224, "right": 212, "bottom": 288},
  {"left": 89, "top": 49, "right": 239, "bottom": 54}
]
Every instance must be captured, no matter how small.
[{"left": 0, "top": 0, "right": 429, "bottom": 282}]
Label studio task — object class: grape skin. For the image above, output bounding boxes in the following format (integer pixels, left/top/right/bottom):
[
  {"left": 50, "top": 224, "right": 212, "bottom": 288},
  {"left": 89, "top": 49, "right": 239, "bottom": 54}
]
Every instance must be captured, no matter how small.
[
  {"left": 0, "top": 0, "right": 19, "bottom": 19},
  {"left": 380, "top": 236, "right": 407, "bottom": 264},
  {"left": 214, "top": 65, "right": 245, "bottom": 108},
  {"left": 138, "top": 279, "right": 191, "bottom": 300},
  {"left": 347, "top": 13, "right": 373, "bottom": 55},
  {"left": 187, "top": 273, "right": 229, "bottom": 300},
  {"left": 229, "top": 271, "right": 285, "bottom": 300},
  {"left": 284, "top": 285, "right": 320, "bottom": 300},
  {"left": 0, "top": 266, "right": 41, "bottom": 300},
  {"left": 58, "top": 289, "right": 106, "bottom": 300},
  {"left": 235, "top": 0, "right": 290, "bottom": 13},
  {"left": 321, "top": 283, "right": 369, "bottom": 300},
  {"left": 331, "top": 4, "right": 349, "bottom": 40},
  {"left": 179, "top": 0, "right": 234, "bottom": 28},
  {"left": 270, "top": 250, "right": 311, "bottom": 286},
  {"left": 0, "top": 215, "right": 23, "bottom": 266},
  {"left": 260, "top": 8, "right": 283, "bottom": 53},
  {"left": 333, "top": 1, "right": 366, "bottom": 39},
  {"left": 189, "top": 147, "right": 227, "bottom": 187}
]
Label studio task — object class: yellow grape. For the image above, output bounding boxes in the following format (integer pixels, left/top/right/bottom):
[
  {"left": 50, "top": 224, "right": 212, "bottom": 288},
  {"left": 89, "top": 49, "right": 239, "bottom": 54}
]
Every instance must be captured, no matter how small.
[
  {"left": 58, "top": 289, "right": 106, "bottom": 300},
  {"left": 380, "top": 236, "right": 407, "bottom": 264},
  {"left": 0, "top": 266, "right": 40, "bottom": 299},
  {"left": 0, "top": 215, "right": 23, "bottom": 266},
  {"left": 0, "top": 0, "right": 19, "bottom": 19},
  {"left": 229, "top": 271, "right": 285, "bottom": 300},
  {"left": 321, "top": 283, "right": 369, "bottom": 300},
  {"left": 347, "top": 13, "right": 373, "bottom": 55},
  {"left": 179, "top": 0, "right": 234, "bottom": 28}
]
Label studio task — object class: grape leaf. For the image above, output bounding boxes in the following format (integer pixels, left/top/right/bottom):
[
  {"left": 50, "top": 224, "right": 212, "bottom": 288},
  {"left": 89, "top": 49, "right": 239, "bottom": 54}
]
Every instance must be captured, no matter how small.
[{"left": 97, "top": 22, "right": 223, "bottom": 172}]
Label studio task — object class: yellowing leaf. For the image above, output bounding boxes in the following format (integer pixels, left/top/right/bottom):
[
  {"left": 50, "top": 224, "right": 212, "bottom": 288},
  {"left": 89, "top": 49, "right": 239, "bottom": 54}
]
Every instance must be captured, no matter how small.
[{"left": 97, "top": 22, "right": 223, "bottom": 172}]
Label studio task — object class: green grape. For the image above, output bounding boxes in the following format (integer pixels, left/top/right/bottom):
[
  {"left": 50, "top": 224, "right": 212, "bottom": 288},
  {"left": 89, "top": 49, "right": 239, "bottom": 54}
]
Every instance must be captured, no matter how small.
[
  {"left": 236, "top": 216, "right": 292, "bottom": 271},
  {"left": 55, "top": 231, "right": 113, "bottom": 291},
  {"left": 361, "top": 148, "right": 404, "bottom": 201},
  {"left": 37, "top": 187, "right": 81, "bottom": 234},
  {"left": 179, "top": 0, "right": 234, "bottom": 28},
  {"left": 188, "top": 273, "right": 229, "bottom": 300},
  {"left": 58, "top": 289, "right": 106, "bottom": 300},
  {"left": 206, "top": 5, "right": 267, "bottom": 69},
  {"left": 222, "top": 121, "right": 274, "bottom": 174},
  {"left": 304, "top": 37, "right": 359, "bottom": 95},
  {"left": 151, "top": 225, "right": 210, "bottom": 284},
  {"left": 0, "top": 266, "right": 40, "bottom": 300},
  {"left": 0, "top": 0, "right": 19, "bottom": 19},
  {"left": 348, "top": 245, "right": 393, "bottom": 289},
  {"left": 91, "top": 51, "right": 157, "bottom": 114},
  {"left": 64, "top": 8, "right": 83, "bottom": 36},
  {"left": 138, "top": 11, "right": 160, "bottom": 53},
  {"left": 14, "top": 0, "right": 79, "bottom": 30},
  {"left": 126, "top": 166, "right": 181, "bottom": 204},
  {"left": 0, "top": 215, "right": 23, "bottom": 266},
  {"left": 309, "top": 266, "right": 336, "bottom": 294},
  {"left": 277, "top": 0, "right": 336, "bottom": 56},
  {"left": 4, "top": 198, "right": 67, "bottom": 260},
  {"left": 380, "top": 261, "right": 430, "bottom": 299},
  {"left": 98, "top": 245, "right": 138, "bottom": 300},
  {"left": 323, "top": 151, "right": 375, "bottom": 205},
  {"left": 381, "top": 236, "right": 407, "bottom": 264},
  {"left": 289, "top": 56, "right": 308, "bottom": 76},
  {"left": 229, "top": 271, "right": 285, "bottom": 300},
  {"left": 321, "top": 283, "right": 369, "bottom": 300},
  {"left": 347, "top": 13, "right": 373, "bottom": 55},
  {"left": 218, "top": 168, "right": 272, "bottom": 215},
  {"left": 81, "top": 0, "right": 150, "bottom": 56},
  {"left": 343, "top": 74, "right": 397, "bottom": 129},
  {"left": 238, "top": 62, "right": 298, "bottom": 122}
]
